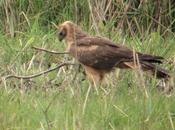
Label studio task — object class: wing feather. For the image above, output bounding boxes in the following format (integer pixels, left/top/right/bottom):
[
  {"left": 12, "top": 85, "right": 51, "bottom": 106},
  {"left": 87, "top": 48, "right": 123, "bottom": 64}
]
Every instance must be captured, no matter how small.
[
  {"left": 70, "top": 36, "right": 133, "bottom": 70},
  {"left": 69, "top": 36, "right": 163, "bottom": 70}
]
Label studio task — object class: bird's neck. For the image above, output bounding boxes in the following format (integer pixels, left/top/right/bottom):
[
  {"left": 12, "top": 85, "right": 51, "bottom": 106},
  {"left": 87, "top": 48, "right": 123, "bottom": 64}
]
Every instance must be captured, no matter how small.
[
  {"left": 65, "top": 27, "right": 88, "bottom": 52},
  {"left": 65, "top": 28, "right": 88, "bottom": 43}
]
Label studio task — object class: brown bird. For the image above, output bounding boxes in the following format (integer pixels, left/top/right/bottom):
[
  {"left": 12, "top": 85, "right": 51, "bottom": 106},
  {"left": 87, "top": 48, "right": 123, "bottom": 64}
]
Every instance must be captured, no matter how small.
[{"left": 57, "top": 21, "right": 170, "bottom": 84}]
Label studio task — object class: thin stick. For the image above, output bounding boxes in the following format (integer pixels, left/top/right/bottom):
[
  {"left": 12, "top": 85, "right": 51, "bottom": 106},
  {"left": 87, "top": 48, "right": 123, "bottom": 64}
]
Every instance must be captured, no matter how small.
[
  {"left": 32, "top": 46, "right": 70, "bottom": 55},
  {"left": 4, "top": 62, "right": 75, "bottom": 80}
]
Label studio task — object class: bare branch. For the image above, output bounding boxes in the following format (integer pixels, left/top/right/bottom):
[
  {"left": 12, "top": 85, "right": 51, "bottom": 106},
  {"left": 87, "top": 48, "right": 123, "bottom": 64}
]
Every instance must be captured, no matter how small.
[
  {"left": 32, "top": 46, "right": 70, "bottom": 55},
  {"left": 4, "top": 62, "right": 75, "bottom": 80}
]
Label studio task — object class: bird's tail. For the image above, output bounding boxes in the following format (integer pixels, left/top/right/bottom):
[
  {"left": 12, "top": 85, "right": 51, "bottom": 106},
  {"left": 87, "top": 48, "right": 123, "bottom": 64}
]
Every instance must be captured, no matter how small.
[
  {"left": 123, "top": 62, "right": 170, "bottom": 79},
  {"left": 141, "top": 62, "right": 170, "bottom": 79}
]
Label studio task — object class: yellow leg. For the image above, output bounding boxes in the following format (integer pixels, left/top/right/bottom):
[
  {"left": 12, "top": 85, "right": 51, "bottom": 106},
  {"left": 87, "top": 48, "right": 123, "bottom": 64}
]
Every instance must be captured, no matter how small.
[{"left": 83, "top": 66, "right": 100, "bottom": 95}]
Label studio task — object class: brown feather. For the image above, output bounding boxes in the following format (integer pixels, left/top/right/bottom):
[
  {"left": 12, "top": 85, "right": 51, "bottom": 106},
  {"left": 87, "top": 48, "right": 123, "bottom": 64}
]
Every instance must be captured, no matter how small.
[{"left": 57, "top": 21, "right": 170, "bottom": 83}]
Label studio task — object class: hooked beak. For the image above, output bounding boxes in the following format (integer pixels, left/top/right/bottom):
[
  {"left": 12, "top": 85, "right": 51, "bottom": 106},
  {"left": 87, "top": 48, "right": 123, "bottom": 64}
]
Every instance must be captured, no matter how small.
[
  {"left": 57, "top": 27, "right": 66, "bottom": 42},
  {"left": 57, "top": 31, "right": 64, "bottom": 42}
]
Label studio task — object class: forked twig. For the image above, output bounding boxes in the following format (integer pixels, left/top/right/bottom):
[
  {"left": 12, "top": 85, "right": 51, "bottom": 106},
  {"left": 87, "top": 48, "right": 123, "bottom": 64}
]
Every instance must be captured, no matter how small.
[
  {"left": 32, "top": 46, "right": 70, "bottom": 54},
  {"left": 4, "top": 62, "right": 75, "bottom": 80}
]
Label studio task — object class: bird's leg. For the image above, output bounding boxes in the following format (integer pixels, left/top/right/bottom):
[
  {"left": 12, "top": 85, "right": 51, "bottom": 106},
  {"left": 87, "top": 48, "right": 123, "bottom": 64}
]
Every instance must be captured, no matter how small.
[
  {"left": 98, "top": 76, "right": 109, "bottom": 95},
  {"left": 92, "top": 77, "right": 99, "bottom": 95},
  {"left": 83, "top": 66, "right": 100, "bottom": 95},
  {"left": 82, "top": 75, "right": 100, "bottom": 115},
  {"left": 86, "top": 72, "right": 99, "bottom": 95}
]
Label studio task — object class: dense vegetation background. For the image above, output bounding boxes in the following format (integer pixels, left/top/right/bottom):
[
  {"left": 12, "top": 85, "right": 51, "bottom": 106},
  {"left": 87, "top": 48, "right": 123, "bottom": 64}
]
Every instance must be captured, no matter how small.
[
  {"left": 0, "top": 0, "right": 175, "bottom": 130},
  {"left": 1, "top": 0, "right": 175, "bottom": 36}
]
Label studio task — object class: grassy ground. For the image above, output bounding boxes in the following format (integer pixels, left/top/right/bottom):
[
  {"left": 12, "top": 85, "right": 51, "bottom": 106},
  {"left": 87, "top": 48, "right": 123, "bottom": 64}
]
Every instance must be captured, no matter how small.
[{"left": 0, "top": 23, "right": 175, "bottom": 130}]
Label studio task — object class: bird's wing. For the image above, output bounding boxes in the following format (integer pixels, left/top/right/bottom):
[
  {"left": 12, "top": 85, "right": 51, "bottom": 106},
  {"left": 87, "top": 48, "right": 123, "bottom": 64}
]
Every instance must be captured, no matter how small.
[{"left": 70, "top": 36, "right": 134, "bottom": 70}]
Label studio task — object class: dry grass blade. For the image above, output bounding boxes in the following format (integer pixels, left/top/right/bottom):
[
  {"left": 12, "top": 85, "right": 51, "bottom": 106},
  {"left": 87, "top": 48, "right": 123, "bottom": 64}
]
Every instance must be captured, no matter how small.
[
  {"left": 113, "top": 105, "right": 128, "bottom": 117},
  {"left": 87, "top": 0, "right": 100, "bottom": 34},
  {"left": 168, "top": 111, "right": 175, "bottom": 130}
]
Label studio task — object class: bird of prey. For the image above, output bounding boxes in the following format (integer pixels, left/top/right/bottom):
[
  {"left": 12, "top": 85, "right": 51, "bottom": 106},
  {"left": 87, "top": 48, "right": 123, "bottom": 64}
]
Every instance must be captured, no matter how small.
[{"left": 57, "top": 21, "right": 170, "bottom": 84}]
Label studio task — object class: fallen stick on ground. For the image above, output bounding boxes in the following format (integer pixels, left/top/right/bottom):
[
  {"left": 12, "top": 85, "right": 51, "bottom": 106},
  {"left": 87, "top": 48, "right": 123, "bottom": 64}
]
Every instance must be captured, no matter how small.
[
  {"left": 4, "top": 62, "right": 75, "bottom": 80},
  {"left": 32, "top": 46, "right": 69, "bottom": 54}
]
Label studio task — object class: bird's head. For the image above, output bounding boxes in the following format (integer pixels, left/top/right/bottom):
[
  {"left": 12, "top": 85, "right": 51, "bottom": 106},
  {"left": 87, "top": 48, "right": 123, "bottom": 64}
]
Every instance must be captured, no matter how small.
[
  {"left": 57, "top": 21, "right": 87, "bottom": 43},
  {"left": 57, "top": 21, "right": 76, "bottom": 42}
]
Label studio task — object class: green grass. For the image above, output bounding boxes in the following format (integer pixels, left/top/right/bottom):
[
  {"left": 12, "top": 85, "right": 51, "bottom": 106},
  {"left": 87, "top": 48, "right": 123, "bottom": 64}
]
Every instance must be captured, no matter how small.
[
  {"left": 1, "top": 1, "right": 175, "bottom": 129},
  {"left": 0, "top": 22, "right": 175, "bottom": 130}
]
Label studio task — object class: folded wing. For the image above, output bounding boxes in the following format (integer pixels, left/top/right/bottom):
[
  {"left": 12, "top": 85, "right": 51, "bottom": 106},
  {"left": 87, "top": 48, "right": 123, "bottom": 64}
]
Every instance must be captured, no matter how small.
[{"left": 70, "top": 36, "right": 163, "bottom": 69}]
